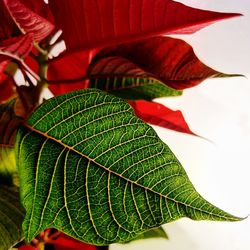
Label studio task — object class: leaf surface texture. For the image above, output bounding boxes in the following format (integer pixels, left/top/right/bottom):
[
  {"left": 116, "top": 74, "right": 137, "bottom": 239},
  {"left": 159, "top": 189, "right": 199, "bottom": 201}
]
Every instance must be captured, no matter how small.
[
  {"left": 88, "top": 56, "right": 181, "bottom": 100},
  {"left": 49, "top": 0, "right": 240, "bottom": 51},
  {"left": 94, "top": 36, "right": 239, "bottom": 90},
  {"left": 16, "top": 89, "right": 240, "bottom": 245},
  {"left": 3, "top": 0, "right": 54, "bottom": 42}
]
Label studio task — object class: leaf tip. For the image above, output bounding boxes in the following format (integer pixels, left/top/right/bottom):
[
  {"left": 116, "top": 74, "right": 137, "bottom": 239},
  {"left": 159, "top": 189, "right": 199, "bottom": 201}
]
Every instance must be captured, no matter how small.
[{"left": 214, "top": 73, "right": 246, "bottom": 79}]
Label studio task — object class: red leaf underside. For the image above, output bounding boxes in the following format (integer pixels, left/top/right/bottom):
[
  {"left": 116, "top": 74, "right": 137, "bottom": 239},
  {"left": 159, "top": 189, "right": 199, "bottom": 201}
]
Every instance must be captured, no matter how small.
[
  {"left": 0, "top": 33, "right": 34, "bottom": 61},
  {"left": 88, "top": 56, "right": 181, "bottom": 100},
  {"left": 49, "top": 0, "right": 240, "bottom": 51},
  {"left": 93, "top": 36, "right": 234, "bottom": 90},
  {"left": 3, "top": 0, "right": 54, "bottom": 42},
  {"left": 19, "top": 0, "right": 55, "bottom": 24},
  {"left": 129, "top": 100, "right": 197, "bottom": 136}
]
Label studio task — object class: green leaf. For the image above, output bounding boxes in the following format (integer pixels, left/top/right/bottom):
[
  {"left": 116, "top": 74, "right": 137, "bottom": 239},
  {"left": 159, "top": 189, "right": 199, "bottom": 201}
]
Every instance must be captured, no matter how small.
[
  {"left": 0, "top": 101, "right": 22, "bottom": 185},
  {"left": 0, "top": 185, "right": 24, "bottom": 250},
  {"left": 16, "top": 89, "right": 241, "bottom": 245},
  {"left": 126, "top": 227, "right": 168, "bottom": 243},
  {"left": 88, "top": 57, "right": 182, "bottom": 100}
]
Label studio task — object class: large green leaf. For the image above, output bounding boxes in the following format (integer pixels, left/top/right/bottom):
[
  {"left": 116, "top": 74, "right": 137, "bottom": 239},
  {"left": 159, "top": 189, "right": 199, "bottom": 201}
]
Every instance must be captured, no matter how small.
[
  {"left": 0, "top": 101, "right": 22, "bottom": 185},
  {"left": 0, "top": 185, "right": 24, "bottom": 250},
  {"left": 16, "top": 89, "right": 241, "bottom": 245},
  {"left": 88, "top": 56, "right": 181, "bottom": 100}
]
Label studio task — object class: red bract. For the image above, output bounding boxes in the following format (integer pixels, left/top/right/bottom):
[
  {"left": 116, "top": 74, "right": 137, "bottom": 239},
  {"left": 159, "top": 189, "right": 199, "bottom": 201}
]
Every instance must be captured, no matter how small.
[
  {"left": 0, "top": 60, "right": 9, "bottom": 81},
  {"left": 18, "top": 0, "right": 54, "bottom": 24},
  {"left": 49, "top": 0, "right": 240, "bottom": 51},
  {"left": 92, "top": 36, "right": 237, "bottom": 90},
  {"left": 87, "top": 56, "right": 181, "bottom": 100},
  {"left": 19, "top": 245, "right": 37, "bottom": 250},
  {"left": 18, "top": 233, "right": 96, "bottom": 250},
  {"left": 0, "top": 60, "right": 15, "bottom": 102},
  {"left": 3, "top": 0, "right": 54, "bottom": 42},
  {"left": 129, "top": 100, "right": 197, "bottom": 136},
  {"left": 0, "top": 78, "right": 15, "bottom": 102},
  {"left": 48, "top": 50, "right": 92, "bottom": 95},
  {"left": 52, "top": 233, "right": 97, "bottom": 250},
  {"left": 0, "top": 34, "right": 33, "bottom": 61},
  {"left": 0, "top": 0, "right": 17, "bottom": 40}
]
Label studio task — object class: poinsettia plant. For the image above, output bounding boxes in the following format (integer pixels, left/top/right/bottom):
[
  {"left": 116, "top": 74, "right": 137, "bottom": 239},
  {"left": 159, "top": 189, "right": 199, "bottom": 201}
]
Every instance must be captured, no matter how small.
[{"left": 0, "top": 0, "right": 243, "bottom": 249}]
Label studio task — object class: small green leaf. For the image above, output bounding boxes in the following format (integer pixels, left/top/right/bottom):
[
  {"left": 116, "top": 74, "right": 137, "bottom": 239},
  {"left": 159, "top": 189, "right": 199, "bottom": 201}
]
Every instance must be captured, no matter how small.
[
  {"left": 16, "top": 89, "right": 241, "bottom": 245},
  {"left": 126, "top": 227, "right": 168, "bottom": 243},
  {"left": 0, "top": 185, "right": 24, "bottom": 250},
  {"left": 0, "top": 101, "right": 22, "bottom": 185},
  {"left": 88, "top": 57, "right": 182, "bottom": 100}
]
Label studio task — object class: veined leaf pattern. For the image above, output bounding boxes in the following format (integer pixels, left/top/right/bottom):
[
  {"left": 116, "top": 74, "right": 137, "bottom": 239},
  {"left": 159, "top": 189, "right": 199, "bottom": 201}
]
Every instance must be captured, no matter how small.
[
  {"left": 0, "top": 34, "right": 33, "bottom": 62},
  {"left": 94, "top": 36, "right": 241, "bottom": 90},
  {"left": 16, "top": 89, "right": 241, "bottom": 245},
  {"left": 88, "top": 56, "right": 181, "bottom": 100},
  {"left": 3, "top": 0, "right": 54, "bottom": 42},
  {"left": 49, "top": 0, "right": 240, "bottom": 51}
]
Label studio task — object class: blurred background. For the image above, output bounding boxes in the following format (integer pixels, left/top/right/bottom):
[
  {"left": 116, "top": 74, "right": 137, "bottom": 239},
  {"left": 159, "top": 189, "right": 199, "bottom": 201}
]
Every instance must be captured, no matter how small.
[{"left": 112, "top": 0, "right": 250, "bottom": 249}]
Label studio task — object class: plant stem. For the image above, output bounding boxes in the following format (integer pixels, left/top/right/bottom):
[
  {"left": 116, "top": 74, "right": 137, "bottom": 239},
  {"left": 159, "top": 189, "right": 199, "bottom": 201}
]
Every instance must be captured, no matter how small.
[
  {"left": 34, "top": 42, "right": 48, "bottom": 56},
  {"left": 35, "top": 48, "right": 49, "bottom": 105}
]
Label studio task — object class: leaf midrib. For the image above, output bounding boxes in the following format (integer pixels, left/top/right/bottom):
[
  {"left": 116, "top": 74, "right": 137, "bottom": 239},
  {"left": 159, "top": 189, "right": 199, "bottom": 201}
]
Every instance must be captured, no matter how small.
[{"left": 23, "top": 123, "right": 238, "bottom": 221}]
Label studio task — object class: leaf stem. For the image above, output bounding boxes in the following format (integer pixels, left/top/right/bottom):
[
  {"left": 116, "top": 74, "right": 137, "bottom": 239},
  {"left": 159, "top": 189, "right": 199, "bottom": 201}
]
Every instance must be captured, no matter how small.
[{"left": 34, "top": 42, "right": 48, "bottom": 56}]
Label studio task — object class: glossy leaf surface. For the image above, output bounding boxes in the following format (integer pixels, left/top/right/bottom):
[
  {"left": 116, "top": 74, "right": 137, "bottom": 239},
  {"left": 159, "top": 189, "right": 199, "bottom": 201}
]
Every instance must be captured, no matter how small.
[
  {"left": 88, "top": 56, "right": 181, "bottom": 100},
  {"left": 94, "top": 36, "right": 239, "bottom": 90},
  {"left": 0, "top": 101, "right": 22, "bottom": 184},
  {"left": 0, "top": 185, "right": 24, "bottom": 250},
  {"left": 16, "top": 89, "right": 240, "bottom": 245},
  {"left": 129, "top": 100, "right": 196, "bottom": 136},
  {"left": 49, "top": 0, "right": 240, "bottom": 51},
  {"left": 3, "top": 0, "right": 54, "bottom": 42}
]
